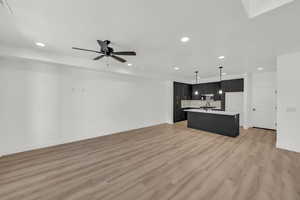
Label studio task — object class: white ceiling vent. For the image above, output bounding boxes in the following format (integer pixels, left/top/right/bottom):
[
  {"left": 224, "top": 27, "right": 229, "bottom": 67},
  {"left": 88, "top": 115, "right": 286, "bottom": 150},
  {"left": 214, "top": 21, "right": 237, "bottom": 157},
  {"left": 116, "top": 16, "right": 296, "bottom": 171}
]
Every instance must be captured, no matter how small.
[
  {"left": 0, "top": 0, "right": 13, "bottom": 14},
  {"left": 242, "top": 0, "right": 294, "bottom": 18}
]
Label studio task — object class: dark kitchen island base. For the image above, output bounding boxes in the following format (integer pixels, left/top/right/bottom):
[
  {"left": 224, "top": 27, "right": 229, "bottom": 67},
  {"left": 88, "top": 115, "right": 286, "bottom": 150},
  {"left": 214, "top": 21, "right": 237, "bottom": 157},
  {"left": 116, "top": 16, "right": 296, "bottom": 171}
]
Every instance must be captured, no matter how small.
[{"left": 187, "top": 110, "right": 239, "bottom": 137}]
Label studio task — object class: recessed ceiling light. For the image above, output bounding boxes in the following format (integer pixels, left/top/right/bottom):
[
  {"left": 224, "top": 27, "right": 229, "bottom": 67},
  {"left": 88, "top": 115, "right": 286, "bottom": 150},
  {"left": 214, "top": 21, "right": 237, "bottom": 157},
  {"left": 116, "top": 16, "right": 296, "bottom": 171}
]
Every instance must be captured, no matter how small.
[
  {"left": 127, "top": 63, "right": 133, "bottom": 66},
  {"left": 218, "top": 56, "right": 225, "bottom": 59},
  {"left": 180, "top": 37, "right": 190, "bottom": 43},
  {"left": 35, "top": 42, "right": 45, "bottom": 47},
  {"left": 174, "top": 67, "right": 180, "bottom": 71},
  {"left": 257, "top": 67, "right": 264, "bottom": 71}
]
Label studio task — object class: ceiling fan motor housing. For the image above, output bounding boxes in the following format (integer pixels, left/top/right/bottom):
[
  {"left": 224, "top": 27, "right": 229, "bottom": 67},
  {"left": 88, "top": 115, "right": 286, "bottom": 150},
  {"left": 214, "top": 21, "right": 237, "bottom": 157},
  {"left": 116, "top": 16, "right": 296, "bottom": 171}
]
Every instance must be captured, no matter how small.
[
  {"left": 104, "top": 40, "right": 111, "bottom": 45},
  {"left": 103, "top": 47, "right": 114, "bottom": 56}
]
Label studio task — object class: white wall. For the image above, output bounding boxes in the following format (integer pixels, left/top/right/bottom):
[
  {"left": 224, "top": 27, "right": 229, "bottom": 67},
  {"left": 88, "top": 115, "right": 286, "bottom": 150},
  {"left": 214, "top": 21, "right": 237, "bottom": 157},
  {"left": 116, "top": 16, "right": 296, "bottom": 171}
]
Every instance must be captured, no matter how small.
[
  {"left": 243, "top": 73, "right": 252, "bottom": 129},
  {"left": 277, "top": 52, "right": 300, "bottom": 153},
  {"left": 0, "top": 57, "right": 172, "bottom": 155}
]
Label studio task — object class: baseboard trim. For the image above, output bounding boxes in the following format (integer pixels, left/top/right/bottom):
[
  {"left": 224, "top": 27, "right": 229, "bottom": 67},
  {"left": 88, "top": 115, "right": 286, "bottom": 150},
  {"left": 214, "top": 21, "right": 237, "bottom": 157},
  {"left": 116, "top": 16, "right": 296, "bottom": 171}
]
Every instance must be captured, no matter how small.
[
  {"left": 276, "top": 143, "right": 300, "bottom": 153},
  {"left": 253, "top": 127, "right": 276, "bottom": 131}
]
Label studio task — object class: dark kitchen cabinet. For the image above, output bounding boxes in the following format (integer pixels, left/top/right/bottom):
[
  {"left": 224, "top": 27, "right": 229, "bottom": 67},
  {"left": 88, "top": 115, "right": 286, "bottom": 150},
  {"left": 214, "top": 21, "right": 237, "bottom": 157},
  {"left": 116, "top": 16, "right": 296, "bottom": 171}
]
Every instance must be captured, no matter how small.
[
  {"left": 173, "top": 83, "right": 182, "bottom": 123},
  {"left": 221, "top": 79, "right": 244, "bottom": 92},
  {"left": 182, "top": 84, "right": 192, "bottom": 100},
  {"left": 204, "top": 82, "right": 218, "bottom": 94},
  {"left": 192, "top": 82, "right": 221, "bottom": 100},
  {"left": 173, "top": 82, "right": 191, "bottom": 123}
]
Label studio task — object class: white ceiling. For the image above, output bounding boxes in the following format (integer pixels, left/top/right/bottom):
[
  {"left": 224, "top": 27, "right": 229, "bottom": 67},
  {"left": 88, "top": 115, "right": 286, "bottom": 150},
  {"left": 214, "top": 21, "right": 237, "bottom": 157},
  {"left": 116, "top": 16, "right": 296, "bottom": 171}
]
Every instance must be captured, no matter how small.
[{"left": 0, "top": 0, "right": 300, "bottom": 80}]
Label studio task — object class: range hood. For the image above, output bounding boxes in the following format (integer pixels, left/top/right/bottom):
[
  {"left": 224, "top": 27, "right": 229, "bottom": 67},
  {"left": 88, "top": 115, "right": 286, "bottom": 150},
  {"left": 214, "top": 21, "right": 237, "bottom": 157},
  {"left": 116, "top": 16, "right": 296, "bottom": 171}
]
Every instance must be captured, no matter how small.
[{"left": 203, "top": 94, "right": 214, "bottom": 97}]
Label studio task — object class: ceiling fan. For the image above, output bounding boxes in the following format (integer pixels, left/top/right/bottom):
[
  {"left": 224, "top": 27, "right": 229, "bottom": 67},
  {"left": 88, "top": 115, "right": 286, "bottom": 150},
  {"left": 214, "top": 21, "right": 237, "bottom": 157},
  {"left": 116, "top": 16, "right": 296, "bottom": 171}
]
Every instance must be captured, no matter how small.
[{"left": 72, "top": 40, "right": 136, "bottom": 63}]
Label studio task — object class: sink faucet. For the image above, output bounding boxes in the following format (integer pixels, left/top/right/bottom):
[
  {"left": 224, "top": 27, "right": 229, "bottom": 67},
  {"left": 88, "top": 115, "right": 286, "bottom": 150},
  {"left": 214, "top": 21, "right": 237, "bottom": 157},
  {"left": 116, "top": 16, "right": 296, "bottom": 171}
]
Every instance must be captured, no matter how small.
[{"left": 205, "top": 101, "right": 211, "bottom": 107}]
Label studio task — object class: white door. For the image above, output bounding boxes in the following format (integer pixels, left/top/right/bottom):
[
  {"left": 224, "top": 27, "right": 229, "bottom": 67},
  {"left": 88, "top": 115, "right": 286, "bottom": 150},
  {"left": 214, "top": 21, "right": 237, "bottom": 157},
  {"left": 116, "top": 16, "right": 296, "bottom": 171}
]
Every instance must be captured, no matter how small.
[
  {"left": 252, "top": 73, "right": 277, "bottom": 130},
  {"left": 226, "top": 92, "right": 244, "bottom": 126}
]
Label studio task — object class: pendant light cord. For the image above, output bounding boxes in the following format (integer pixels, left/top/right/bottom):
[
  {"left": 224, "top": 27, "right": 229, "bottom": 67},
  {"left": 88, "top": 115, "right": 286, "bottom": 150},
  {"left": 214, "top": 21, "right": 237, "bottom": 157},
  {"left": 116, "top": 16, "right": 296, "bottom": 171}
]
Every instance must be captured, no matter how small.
[
  {"left": 218, "top": 66, "right": 223, "bottom": 95},
  {"left": 219, "top": 66, "right": 223, "bottom": 82}
]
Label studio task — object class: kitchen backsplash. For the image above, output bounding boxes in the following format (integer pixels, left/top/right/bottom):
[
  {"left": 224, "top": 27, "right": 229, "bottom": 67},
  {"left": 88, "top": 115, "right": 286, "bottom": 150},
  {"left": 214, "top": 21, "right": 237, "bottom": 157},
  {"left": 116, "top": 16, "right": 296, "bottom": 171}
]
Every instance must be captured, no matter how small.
[{"left": 181, "top": 100, "right": 221, "bottom": 109}]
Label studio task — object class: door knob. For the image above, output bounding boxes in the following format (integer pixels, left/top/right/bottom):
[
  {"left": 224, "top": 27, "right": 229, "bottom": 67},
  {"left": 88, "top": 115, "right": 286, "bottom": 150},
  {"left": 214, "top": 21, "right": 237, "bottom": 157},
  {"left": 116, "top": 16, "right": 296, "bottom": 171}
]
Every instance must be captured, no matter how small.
[{"left": 253, "top": 108, "right": 256, "bottom": 111}]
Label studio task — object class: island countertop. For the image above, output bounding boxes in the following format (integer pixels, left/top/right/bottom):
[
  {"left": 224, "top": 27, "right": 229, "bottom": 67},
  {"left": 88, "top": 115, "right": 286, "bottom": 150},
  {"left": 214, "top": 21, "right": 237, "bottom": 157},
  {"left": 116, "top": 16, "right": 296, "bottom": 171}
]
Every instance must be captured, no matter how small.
[{"left": 184, "top": 109, "right": 239, "bottom": 116}]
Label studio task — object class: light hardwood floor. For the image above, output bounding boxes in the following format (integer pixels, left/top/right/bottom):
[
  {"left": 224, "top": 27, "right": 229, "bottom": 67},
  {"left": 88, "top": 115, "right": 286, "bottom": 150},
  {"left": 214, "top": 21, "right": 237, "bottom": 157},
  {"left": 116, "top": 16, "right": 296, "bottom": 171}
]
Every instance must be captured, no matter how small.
[{"left": 1, "top": 122, "right": 300, "bottom": 200}]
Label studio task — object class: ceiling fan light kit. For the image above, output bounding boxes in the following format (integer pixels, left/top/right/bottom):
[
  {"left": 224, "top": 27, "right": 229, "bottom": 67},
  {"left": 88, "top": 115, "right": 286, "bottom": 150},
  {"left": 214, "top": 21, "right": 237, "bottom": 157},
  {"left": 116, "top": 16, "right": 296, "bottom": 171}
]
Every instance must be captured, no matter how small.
[{"left": 72, "top": 40, "right": 136, "bottom": 64}]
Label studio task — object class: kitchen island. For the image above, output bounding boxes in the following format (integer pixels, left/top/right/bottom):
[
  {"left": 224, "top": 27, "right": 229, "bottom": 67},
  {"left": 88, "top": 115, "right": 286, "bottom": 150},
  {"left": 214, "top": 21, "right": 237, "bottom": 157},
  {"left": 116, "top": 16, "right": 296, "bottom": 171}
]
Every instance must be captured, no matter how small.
[{"left": 185, "top": 109, "right": 240, "bottom": 137}]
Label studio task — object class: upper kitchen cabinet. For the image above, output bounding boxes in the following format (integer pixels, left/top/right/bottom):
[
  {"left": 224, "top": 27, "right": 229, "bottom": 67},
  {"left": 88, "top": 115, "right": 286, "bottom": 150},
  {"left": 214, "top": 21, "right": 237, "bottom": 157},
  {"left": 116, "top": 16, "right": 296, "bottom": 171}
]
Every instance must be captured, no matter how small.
[
  {"left": 183, "top": 84, "right": 192, "bottom": 100},
  {"left": 174, "top": 82, "right": 191, "bottom": 100},
  {"left": 221, "top": 79, "right": 244, "bottom": 92},
  {"left": 192, "top": 84, "right": 202, "bottom": 100},
  {"left": 192, "top": 82, "right": 221, "bottom": 100},
  {"left": 203, "top": 83, "right": 217, "bottom": 94}
]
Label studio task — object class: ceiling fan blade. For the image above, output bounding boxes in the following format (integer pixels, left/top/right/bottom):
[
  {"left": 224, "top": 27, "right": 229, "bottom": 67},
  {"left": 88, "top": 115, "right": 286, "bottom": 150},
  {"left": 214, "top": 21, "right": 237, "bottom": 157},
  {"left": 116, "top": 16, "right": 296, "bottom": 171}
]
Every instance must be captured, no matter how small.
[
  {"left": 113, "top": 51, "right": 136, "bottom": 56},
  {"left": 111, "top": 55, "right": 126, "bottom": 63},
  {"left": 93, "top": 55, "right": 105, "bottom": 60},
  {"left": 72, "top": 47, "right": 100, "bottom": 53}
]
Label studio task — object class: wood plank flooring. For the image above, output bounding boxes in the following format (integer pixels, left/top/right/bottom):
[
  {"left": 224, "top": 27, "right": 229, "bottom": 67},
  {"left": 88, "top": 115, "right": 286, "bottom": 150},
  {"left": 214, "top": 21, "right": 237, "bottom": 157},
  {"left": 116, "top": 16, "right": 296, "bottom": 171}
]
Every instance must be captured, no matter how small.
[{"left": 1, "top": 122, "right": 300, "bottom": 200}]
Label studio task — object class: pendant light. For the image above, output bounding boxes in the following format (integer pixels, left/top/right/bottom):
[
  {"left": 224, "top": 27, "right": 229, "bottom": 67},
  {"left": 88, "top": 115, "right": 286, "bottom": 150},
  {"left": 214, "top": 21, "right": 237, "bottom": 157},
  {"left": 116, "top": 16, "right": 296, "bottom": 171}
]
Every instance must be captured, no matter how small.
[
  {"left": 194, "top": 71, "right": 199, "bottom": 95},
  {"left": 218, "top": 66, "right": 223, "bottom": 95}
]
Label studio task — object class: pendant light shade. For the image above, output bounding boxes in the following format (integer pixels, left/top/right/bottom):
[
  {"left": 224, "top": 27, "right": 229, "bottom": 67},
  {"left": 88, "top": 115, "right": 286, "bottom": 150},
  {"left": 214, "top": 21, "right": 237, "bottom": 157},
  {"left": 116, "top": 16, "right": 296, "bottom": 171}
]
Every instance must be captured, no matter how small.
[
  {"left": 194, "top": 71, "right": 199, "bottom": 95},
  {"left": 218, "top": 66, "right": 223, "bottom": 95}
]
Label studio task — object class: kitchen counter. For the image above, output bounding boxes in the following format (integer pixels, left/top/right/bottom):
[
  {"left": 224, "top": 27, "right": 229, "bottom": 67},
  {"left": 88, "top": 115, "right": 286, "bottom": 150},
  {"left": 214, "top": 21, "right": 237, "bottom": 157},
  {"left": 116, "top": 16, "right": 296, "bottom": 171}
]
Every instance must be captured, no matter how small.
[
  {"left": 185, "top": 109, "right": 240, "bottom": 137},
  {"left": 184, "top": 109, "right": 238, "bottom": 116}
]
